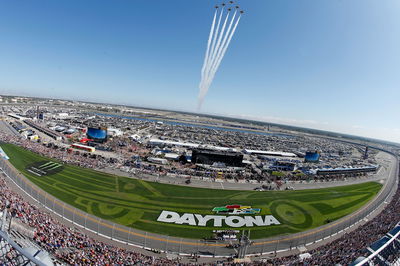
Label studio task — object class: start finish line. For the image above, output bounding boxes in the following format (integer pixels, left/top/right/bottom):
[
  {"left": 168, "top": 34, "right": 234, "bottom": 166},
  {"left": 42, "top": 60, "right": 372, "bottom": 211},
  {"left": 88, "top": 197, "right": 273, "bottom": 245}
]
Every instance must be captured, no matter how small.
[{"left": 157, "top": 211, "right": 281, "bottom": 228}]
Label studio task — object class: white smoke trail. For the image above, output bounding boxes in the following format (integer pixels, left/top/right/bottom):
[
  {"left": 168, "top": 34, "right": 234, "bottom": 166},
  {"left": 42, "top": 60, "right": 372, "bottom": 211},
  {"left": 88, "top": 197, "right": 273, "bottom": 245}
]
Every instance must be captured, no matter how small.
[
  {"left": 199, "top": 8, "right": 223, "bottom": 97},
  {"left": 202, "top": 15, "right": 241, "bottom": 102},
  {"left": 205, "top": 10, "right": 230, "bottom": 81},
  {"left": 204, "top": 11, "right": 237, "bottom": 90},
  {"left": 206, "top": 16, "right": 241, "bottom": 89},
  {"left": 205, "top": 8, "right": 224, "bottom": 77},
  {"left": 199, "top": 10, "right": 217, "bottom": 91},
  {"left": 198, "top": 5, "right": 242, "bottom": 110}
]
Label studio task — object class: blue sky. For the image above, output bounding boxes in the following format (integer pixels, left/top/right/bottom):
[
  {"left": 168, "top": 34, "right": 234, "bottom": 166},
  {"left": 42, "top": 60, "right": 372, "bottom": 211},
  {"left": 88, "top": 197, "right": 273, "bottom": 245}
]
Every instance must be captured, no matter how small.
[{"left": 0, "top": 0, "right": 399, "bottom": 143}]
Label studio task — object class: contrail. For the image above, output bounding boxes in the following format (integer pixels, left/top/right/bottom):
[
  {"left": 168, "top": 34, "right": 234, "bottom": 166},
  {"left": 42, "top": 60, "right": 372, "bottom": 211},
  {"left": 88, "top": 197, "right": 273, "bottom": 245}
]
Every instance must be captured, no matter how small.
[
  {"left": 206, "top": 9, "right": 230, "bottom": 80},
  {"left": 202, "top": 7, "right": 224, "bottom": 89},
  {"left": 197, "top": 3, "right": 243, "bottom": 110},
  {"left": 201, "top": 8, "right": 228, "bottom": 103},
  {"left": 204, "top": 10, "right": 238, "bottom": 91},
  {"left": 204, "top": 15, "right": 241, "bottom": 93},
  {"left": 199, "top": 10, "right": 217, "bottom": 92}
]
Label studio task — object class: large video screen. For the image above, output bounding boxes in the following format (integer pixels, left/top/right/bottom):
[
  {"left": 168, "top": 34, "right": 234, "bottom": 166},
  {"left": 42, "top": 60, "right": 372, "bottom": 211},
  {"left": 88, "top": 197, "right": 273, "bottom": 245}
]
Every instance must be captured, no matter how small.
[
  {"left": 305, "top": 152, "right": 320, "bottom": 162},
  {"left": 87, "top": 127, "right": 107, "bottom": 142}
]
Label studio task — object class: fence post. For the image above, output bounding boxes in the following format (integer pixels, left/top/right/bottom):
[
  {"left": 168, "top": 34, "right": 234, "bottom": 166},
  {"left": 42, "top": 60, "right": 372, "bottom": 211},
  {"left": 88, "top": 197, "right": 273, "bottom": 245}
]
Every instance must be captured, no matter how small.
[
  {"left": 144, "top": 231, "right": 147, "bottom": 249},
  {"left": 19, "top": 173, "right": 23, "bottom": 187},
  {"left": 84, "top": 214, "right": 87, "bottom": 230},
  {"left": 127, "top": 228, "right": 131, "bottom": 245},
  {"left": 16, "top": 172, "right": 21, "bottom": 186},
  {"left": 27, "top": 181, "right": 31, "bottom": 196},
  {"left": 165, "top": 236, "right": 169, "bottom": 253},
  {"left": 348, "top": 215, "right": 352, "bottom": 230},
  {"left": 261, "top": 241, "right": 265, "bottom": 255}
]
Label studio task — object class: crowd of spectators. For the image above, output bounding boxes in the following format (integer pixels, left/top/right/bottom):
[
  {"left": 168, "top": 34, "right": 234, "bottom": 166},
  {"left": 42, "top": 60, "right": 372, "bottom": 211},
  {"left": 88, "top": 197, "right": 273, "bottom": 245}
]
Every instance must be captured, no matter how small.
[
  {"left": 0, "top": 245, "right": 21, "bottom": 265},
  {"left": 0, "top": 175, "right": 182, "bottom": 265}
]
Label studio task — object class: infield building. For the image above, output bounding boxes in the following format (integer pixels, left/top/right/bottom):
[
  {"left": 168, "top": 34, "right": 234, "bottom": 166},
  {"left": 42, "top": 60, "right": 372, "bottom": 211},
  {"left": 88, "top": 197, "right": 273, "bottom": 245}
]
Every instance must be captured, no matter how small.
[{"left": 191, "top": 149, "right": 243, "bottom": 167}]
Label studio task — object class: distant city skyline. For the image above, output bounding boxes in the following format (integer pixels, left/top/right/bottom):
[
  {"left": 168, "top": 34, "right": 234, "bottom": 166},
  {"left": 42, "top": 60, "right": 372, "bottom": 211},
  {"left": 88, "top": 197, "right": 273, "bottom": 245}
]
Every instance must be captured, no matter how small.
[{"left": 0, "top": 0, "right": 399, "bottom": 143}]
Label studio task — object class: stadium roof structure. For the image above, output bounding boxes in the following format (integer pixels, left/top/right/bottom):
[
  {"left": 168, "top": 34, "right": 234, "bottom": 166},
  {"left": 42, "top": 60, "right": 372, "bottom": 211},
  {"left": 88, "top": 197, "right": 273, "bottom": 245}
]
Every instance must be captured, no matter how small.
[
  {"left": 149, "top": 139, "right": 238, "bottom": 152},
  {"left": 164, "top": 153, "right": 180, "bottom": 160},
  {"left": 7, "top": 113, "right": 27, "bottom": 120},
  {"left": 24, "top": 120, "right": 63, "bottom": 141},
  {"left": 243, "top": 149, "right": 297, "bottom": 157},
  {"left": 23, "top": 247, "right": 54, "bottom": 266},
  {"left": 316, "top": 165, "right": 379, "bottom": 172}
]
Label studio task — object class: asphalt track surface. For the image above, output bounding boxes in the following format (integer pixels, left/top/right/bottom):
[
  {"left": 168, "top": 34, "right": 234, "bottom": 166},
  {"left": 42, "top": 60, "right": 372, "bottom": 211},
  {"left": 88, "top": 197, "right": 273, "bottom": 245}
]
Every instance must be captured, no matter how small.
[{"left": 0, "top": 122, "right": 397, "bottom": 257}]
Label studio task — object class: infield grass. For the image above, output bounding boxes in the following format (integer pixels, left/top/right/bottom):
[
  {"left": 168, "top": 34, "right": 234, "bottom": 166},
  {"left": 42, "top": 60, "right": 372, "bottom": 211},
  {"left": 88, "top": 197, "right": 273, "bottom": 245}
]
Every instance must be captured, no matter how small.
[{"left": 1, "top": 143, "right": 382, "bottom": 239}]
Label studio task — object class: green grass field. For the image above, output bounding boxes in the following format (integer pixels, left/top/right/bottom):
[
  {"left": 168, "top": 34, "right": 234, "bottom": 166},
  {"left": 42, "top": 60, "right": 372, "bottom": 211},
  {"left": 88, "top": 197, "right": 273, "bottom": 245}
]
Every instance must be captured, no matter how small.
[{"left": 1, "top": 143, "right": 382, "bottom": 239}]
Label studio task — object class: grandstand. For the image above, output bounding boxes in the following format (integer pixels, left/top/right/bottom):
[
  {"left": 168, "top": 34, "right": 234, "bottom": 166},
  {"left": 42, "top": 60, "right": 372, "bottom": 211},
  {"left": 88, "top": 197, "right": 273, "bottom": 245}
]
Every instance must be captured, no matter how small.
[
  {"left": 316, "top": 165, "right": 378, "bottom": 176},
  {"left": 269, "top": 161, "right": 296, "bottom": 171},
  {"left": 24, "top": 120, "right": 62, "bottom": 141},
  {"left": 9, "top": 121, "right": 26, "bottom": 133},
  {"left": 243, "top": 149, "right": 297, "bottom": 157},
  {"left": 7, "top": 113, "right": 26, "bottom": 121}
]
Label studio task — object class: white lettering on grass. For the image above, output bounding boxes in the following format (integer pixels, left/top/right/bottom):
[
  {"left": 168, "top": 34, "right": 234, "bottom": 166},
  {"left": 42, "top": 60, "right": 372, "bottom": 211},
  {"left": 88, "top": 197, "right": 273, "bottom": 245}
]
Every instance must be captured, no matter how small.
[
  {"left": 244, "top": 215, "right": 265, "bottom": 227},
  {"left": 264, "top": 215, "right": 281, "bottom": 225},
  {"left": 195, "top": 214, "right": 216, "bottom": 226},
  {"left": 225, "top": 216, "right": 246, "bottom": 227},
  {"left": 157, "top": 211, "right": 281, "bottom": 227},
  {"left": 175, "top": 213, "right": 197, "bottom": 226},
  {"left": 157, "top": 211, "right": 180, "bottom": 223},
  {"left": 212, "top": 215, "right": 224, "bottom": 227}
]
